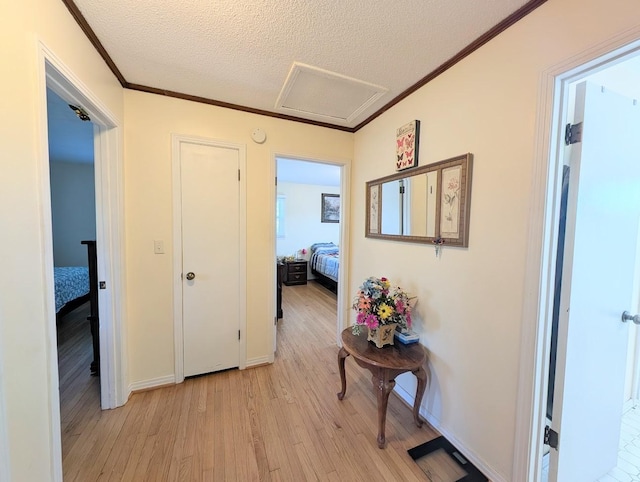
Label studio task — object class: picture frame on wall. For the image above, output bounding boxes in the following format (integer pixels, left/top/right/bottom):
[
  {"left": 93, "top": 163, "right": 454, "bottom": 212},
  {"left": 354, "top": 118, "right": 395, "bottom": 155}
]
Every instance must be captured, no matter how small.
[
  {"left": 321, "top": 193, "right": 340, "bottom": 223},
  {"left": 396, "top": 120, "right": 420, "bottom": 171},
  {"left": 437, "top": 154, "right": 472, "bottom": 246}
]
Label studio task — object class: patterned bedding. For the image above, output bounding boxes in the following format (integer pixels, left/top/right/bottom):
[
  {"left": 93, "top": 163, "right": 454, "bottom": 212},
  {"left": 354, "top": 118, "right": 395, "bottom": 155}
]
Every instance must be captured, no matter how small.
[
  {"left": 310, "top": 243, "right": 339, "bottom": 282},
  {"left": 54, "top": 267, "right": 90, "bottom": 312}
]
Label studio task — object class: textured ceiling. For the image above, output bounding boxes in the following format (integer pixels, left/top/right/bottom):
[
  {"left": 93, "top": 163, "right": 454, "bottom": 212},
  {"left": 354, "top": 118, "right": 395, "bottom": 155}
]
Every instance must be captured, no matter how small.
[{"left": 70, "top": 0, "right": 538, "bottom": 129}]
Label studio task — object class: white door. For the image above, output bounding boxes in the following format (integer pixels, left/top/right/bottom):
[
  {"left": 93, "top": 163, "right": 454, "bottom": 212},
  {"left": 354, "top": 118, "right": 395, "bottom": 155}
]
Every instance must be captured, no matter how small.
[
  {"left": 550, "top": 81, "right": 640, "bottom": 481},
  {"left": 180, "top": 140, "right": 240, "bottom": 377}
]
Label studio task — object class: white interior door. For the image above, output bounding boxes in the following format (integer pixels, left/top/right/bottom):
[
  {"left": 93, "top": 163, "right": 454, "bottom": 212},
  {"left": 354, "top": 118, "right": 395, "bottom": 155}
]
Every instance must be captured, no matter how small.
[
  {"left": 550, "top": 81, "right": 640, "bottom": 481},
  {"left": 180, "top": 141, "right": 240, "bottom": 377}
]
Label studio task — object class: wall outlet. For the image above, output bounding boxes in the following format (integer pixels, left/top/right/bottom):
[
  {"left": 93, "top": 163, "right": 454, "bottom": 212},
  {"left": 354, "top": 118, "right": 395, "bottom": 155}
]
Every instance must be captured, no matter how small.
[{"left": 154, "top": 240, "right": 164, "bottom": 254}]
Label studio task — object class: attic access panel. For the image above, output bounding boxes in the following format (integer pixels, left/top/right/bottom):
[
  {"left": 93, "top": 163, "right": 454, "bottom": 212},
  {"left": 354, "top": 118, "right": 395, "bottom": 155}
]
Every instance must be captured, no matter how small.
[
  {"left": 275, "top": 62, "right": 388, "bottom": 123},
  {"left": 408, "top": 436, "right": 488, "bottom": 482}
]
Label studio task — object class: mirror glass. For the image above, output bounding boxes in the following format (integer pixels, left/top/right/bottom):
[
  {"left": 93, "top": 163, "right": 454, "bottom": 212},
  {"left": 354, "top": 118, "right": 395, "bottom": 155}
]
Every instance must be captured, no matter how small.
[
  {"left": 379, "top": 172, "right": 438, "bottom": 237},
  {"left": 366, "top": 154, "right": 473, "bottom": 246}
]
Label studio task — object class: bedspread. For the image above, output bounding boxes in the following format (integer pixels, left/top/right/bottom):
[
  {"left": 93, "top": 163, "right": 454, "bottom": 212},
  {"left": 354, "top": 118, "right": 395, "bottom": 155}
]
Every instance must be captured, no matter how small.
[
  {"left": 54, "top": 266, "right": 90, "bottom": 312},
  {"left": 310, "top": 243, "right": 339, "bottom": 282}
]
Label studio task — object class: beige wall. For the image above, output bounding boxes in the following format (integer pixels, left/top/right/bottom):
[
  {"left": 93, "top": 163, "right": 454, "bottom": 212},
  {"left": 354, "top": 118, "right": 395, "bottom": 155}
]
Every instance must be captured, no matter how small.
[
  {"left": 0, "top": 0, "right": 124, "bottom": 480},
  {"left": 123, "top": 90, "right": 352, "bottom": 382},
  {"left": 351, "top": 0, "right": 640, "bottom": 479}
]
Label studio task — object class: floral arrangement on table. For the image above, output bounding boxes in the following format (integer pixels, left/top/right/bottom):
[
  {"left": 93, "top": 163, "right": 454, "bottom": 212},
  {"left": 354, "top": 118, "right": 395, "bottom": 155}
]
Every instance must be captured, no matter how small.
[{"left": 351, "top": 276, "right": 413, "bottom": 337}]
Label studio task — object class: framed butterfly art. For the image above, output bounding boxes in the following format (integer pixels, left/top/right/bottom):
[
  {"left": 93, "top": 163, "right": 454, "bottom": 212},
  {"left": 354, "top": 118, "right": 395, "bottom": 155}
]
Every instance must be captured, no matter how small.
[{"left": 396, "top": 120, "right": 420, "bottom": 171}]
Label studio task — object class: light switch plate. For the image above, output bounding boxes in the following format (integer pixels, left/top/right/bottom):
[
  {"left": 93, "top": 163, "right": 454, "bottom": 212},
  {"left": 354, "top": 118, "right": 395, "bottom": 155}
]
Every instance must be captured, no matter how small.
[{"left": 154, "top": 240, "right": 164, "bottom": 254}]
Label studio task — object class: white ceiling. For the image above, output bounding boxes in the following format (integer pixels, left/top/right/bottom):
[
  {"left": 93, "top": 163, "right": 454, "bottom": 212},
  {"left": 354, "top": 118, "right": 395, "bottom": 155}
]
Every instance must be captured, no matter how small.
[
  {"left": 47, "top": 5, "right": 640, "bottom": 166},
  {"left": 277, "top": 158, "right": 340, "bottom": 187},
  {"left": 71, "top": 0, "right": 536, "bottom": 129}
]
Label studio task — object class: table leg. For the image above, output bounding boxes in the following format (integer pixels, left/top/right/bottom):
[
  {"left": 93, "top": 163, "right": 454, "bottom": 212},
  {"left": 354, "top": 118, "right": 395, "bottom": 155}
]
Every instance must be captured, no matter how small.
[
  {"left": 374, "top": 369, "right": 395, "bottom": 449},
  {"left": 412, "top": 366, "right": 427, "bottom": 428},
  {"left": 337, "top": 347, "right": 349, "bottom": 400}
]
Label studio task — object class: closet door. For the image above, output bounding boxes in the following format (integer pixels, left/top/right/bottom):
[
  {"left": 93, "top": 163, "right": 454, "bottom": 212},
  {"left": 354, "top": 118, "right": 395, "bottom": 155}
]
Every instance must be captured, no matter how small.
[{"left": 179, "top": 139, "right": 241, "bottom": 377}]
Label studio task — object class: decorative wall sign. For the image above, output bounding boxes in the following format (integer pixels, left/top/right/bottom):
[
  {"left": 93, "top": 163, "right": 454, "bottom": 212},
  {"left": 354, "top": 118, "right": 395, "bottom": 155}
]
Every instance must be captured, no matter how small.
[{"left": 396, "top": 120, "right": 420, "bottom": 171}]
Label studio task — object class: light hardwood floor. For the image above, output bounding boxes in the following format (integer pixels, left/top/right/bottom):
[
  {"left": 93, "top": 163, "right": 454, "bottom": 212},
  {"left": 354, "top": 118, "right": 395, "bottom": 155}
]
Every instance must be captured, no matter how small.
[{"left": 59, "top": 282, "right": 438, "bottom": 481}]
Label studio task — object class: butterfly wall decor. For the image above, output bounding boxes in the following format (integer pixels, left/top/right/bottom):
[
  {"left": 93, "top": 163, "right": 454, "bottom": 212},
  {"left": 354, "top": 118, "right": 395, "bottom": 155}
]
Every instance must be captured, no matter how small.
[{"left": 396, "top": 120, "right": 420, "bottom": 171}]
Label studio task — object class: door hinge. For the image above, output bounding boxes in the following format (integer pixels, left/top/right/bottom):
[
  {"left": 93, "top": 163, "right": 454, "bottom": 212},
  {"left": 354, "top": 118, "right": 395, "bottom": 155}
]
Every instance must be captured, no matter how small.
[
  {"left": 238, "top": 330, "right": 241, "bottom": 341},
  {"left": 544, "top": 425, "right": 559, "bottom": 450},
  {"left": 565, "top": 122, "right": 583, "bottom": 145},
  {"left": 238, "top": 169, "right": 241, "bottom": 181}
]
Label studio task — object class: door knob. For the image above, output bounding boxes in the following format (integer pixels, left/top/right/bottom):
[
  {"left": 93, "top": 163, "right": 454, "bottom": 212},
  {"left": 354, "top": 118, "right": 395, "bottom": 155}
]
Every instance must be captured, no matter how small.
[
  {"left": 185, "top": 272, "right": 195, "bottom": 281},
  {"left": 622, "top": 311, "right": 640, "bottom": 324}
]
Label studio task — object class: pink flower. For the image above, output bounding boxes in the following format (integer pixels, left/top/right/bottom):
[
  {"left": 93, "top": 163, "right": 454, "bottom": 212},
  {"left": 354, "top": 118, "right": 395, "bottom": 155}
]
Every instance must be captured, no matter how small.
[
  {"left": 364, "top": 314, "right": 379, "bottom": 330},
  {"left": 301, "top": 248, "right": 307, "bottom": 255}
]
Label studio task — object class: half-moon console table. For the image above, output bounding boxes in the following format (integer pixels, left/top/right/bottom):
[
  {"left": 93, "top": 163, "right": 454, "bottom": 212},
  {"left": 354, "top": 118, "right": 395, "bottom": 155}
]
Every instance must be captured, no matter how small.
[{"left": 337, "top": 328, "right": 427, "bottom": 448}]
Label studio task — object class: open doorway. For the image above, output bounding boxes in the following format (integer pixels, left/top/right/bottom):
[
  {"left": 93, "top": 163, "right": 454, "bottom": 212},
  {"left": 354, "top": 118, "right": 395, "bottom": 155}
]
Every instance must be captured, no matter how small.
[
  {"left": 46, "top": 86, "right": 101, "bottom": 437},
  {"left": 539, "top": 50, "right": 640, "bottom": 482},
  {"left": 274, "top": 157, "right": 345, "bottom": 353},
  {"left": 39, "top": 45, "right": 127, "bottom": 477}
]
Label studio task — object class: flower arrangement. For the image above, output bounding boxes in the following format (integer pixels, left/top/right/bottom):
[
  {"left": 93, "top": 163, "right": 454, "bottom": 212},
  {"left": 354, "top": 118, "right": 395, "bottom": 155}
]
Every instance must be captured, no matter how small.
[{"left": 352, "top": 276, "right": 413, "bottom": 336}]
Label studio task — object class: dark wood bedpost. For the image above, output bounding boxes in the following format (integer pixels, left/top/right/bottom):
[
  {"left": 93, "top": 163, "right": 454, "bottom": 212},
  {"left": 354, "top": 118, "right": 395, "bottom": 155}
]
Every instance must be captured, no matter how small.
[{"left": 81, "top": 240, "right": 100, "bottom": 376}]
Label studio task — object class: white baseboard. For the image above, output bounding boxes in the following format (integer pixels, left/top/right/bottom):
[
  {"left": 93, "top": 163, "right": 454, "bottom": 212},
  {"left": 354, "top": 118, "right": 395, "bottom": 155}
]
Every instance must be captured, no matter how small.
[
  {"left": 128, "top": 374, "right": 176, "bottom": 393},
  {"left": 127, "top": 358, "right": 274, "bottom": 394},
  {"left": 246, "top": 356, "right": 271, "bottom": 368},
  {"left": 393, "top": 384, "right": 506, "bottom": 482}
]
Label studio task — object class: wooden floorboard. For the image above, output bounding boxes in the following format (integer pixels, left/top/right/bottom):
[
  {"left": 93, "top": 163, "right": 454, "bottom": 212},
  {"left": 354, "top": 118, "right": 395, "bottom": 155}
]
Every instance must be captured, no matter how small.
[{"left": 60, "top": 281, "right": 439, "bottom": 481}]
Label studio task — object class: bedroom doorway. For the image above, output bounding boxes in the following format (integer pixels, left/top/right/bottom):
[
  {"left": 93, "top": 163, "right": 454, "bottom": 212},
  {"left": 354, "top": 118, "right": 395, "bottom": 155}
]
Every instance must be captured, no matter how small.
[
  {"left": 46, "top": 86, "right": 100, "bottom": 415},
  {"left": 40, "top": 46, "right": 127, "bottom": 478},
  {"left": 274, "top": 155, "right": 349, "bottom": 354}
]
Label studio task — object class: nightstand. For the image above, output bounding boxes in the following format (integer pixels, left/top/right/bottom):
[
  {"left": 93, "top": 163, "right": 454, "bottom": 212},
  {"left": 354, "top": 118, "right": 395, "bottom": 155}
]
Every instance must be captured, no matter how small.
[{"left": 284, "top": 259, "right": 308, "bottom": 286}]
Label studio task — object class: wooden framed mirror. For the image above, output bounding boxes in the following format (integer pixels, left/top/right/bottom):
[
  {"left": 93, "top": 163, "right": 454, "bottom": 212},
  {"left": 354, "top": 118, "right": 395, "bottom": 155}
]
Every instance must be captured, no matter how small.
[{"left": 365, "top": 153, "right": 473, "bottom": 247}]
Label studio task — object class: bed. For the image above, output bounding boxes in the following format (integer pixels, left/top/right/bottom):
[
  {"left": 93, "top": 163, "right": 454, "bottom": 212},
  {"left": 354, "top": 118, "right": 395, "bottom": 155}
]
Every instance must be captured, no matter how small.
[
  {"left": 55, "top": 240, "right": 100, "bottom": 375},
  {"left": 55, "top": 266, "right": 90, "bottom": 316},
  {"left": 309, "top": 242, "right": 339, "bottom": 293}
]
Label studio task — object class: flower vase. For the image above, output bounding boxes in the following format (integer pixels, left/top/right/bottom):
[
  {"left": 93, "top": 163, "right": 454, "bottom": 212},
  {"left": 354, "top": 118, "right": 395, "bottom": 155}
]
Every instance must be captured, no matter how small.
[{"left": 367, "top": 323, "right": 398, "bottom": 348}]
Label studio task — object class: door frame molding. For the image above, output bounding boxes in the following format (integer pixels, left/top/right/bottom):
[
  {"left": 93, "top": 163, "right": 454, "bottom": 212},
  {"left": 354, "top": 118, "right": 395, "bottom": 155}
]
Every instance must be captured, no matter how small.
[
  {"left": 172, "top": 135, "right": 247, "bottom": 383},
  {"left": 37, "top": 41, "right": 127, "bottom": 480},
  {"left": 0, "top": 352, "right": 10, "bottom": 481},
  {"left": 270, "top": 153, "right": 351, "bottom": 357},
  {"left": 512, "top": 30, "right": 640, "bottom": 481}
]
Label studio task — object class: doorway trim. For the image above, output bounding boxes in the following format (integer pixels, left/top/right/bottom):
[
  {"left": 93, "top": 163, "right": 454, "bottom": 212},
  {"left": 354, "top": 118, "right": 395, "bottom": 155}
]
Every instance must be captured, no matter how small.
[
  {"left": 512, "top": 29, "right": 640, "bottom": 481},
  {"left": 270, "top": 153, "right": 351, "bottom": 358},
  {"left": 0, "top": 354, "right": 10, "bottom": 481},
  {"left": 172, "top": 134, "right": 248, "bottom": 383},
  {"left": 37, "top": 41, "right": 127, "bottom": 480}
]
